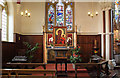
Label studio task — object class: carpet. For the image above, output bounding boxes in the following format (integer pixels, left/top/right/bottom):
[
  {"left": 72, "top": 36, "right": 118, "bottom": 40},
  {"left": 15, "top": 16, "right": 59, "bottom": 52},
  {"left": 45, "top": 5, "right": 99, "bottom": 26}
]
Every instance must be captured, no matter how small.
[{"left": 34, "top": 63, "right": 90, "bottom": 78}]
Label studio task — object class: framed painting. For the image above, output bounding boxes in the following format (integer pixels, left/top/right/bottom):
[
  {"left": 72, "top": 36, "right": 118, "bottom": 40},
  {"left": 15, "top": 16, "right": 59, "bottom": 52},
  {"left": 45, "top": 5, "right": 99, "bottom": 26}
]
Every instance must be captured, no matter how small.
[
  {"left": 47, "top": 33, "right": 53, "bottom": 46},
  {"left": 53, "top": 27, "right": 67, "bottom": 46},
  {"left": 67, "top": 33, "right": 73, "bottom": 46}
]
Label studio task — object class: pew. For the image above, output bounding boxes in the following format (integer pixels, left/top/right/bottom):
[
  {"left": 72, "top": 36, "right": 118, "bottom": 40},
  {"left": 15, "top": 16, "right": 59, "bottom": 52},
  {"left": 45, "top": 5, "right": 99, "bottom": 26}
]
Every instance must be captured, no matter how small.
[
  {"left": 5, "top": 63, "right": 46, "bottom": 69},
  {"left": 0, "top": 69, "right": 56, "bottom": 78}
]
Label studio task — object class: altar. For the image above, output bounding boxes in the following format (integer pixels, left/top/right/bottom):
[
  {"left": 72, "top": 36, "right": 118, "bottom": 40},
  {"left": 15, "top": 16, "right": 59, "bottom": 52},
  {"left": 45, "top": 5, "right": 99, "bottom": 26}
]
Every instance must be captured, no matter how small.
[
  {"left": 43, "top": 2, "right": 77, "bottom": 63},
  {"left": 47, "top": 48, "right": 72, "bottom": 62}
]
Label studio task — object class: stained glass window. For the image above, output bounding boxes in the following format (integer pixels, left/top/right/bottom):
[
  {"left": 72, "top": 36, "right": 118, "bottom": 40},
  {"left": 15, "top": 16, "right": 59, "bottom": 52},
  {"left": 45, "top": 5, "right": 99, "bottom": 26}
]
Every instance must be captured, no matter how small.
[
  {"left": 115, "top": 0, "right": 120, "bottom": 23},
  {"left": 56, "top": 2, "right": 64, "bottom": 26},
  {"left": 66, "top": 5, "right": 72, "bottom": 30},
  {"left": 48, "top": 5, "right": 55, "bottom": 30}
]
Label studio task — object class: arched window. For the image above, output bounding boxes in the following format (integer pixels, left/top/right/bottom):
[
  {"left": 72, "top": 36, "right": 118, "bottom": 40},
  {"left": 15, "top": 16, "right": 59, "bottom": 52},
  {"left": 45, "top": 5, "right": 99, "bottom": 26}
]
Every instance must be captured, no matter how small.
[
  {"left": 66, "top": 5, "right": 72, "bottom": 30},
  {"left": 48, "top": 5, "right": 55, "bottom": 31},
  {"left": 56, "top": 2, "right": 64, "bottom": 26},
  {"left": 46, "top": 2, "right": 74, "bottom": 32},
  {"left": 0, "top": 0, "right": 8, "bottom": 41},
  {"left": 2, "top": 8, "right": 7, "bottom": 41}
]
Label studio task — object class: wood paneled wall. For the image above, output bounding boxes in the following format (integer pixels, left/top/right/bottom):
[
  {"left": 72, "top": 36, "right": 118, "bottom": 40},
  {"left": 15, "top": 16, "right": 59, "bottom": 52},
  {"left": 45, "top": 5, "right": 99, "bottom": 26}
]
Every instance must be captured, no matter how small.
[
  {"left": 21, "top": 35, "right": 43, "bottom": 63},
  {"left": 2, "top": 34, "right": 43, "bottom": 64},
  {"left": 2, "top": 34, "right": 101, "bottom": 64},
  {"left": 2, "top": 42, "right": 16, "bottom": 63},
  {"left": 77, "top": 35, "right": 101, "bottom": 62}
]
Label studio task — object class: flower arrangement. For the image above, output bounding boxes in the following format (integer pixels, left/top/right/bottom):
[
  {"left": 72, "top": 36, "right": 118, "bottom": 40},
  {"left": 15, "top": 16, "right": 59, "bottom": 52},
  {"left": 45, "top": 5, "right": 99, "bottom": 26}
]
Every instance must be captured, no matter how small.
[{"left": 70, "top": 45, "right": 82, "bottom": 63}]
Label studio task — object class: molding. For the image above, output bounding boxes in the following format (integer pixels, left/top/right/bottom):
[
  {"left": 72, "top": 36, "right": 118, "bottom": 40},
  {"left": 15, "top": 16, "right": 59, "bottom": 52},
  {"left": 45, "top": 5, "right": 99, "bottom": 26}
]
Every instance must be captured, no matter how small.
[
  {"left": 20, "top": 32, "right": 43, "bottom": 35},
  {"left": 77, "top": 32, "right": 99, "bottom": 35}
]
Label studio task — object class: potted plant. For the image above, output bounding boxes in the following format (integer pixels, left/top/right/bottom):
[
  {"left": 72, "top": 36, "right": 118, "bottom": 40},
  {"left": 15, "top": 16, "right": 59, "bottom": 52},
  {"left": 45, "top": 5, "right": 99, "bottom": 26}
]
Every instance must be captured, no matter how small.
[
  {"left": 23, "top": 42, "right": 39, "bottom": 63},
  {"left": 70, "top": 45, "right": 82, "bottom": 68}
]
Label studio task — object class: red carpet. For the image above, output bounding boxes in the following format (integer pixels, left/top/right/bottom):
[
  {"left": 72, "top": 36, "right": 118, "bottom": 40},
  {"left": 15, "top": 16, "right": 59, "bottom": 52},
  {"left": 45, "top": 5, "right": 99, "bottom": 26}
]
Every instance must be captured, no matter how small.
[{"left": 34, "top": 64, "right": 90, "bottom": 78}]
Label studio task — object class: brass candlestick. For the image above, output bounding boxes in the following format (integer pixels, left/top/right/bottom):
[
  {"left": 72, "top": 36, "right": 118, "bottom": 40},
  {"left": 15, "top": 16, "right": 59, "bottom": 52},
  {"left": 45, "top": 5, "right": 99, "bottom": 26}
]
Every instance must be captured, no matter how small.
[{"left": 43, "top": 25, "right": 45, "bottom": 32}]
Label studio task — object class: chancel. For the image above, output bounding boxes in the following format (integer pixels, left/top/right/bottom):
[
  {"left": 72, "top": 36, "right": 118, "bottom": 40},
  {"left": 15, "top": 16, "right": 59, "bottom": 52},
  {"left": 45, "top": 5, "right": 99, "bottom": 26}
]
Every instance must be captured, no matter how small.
[{"left": 1, "top": 0, "right": 120, "bottom": 78}]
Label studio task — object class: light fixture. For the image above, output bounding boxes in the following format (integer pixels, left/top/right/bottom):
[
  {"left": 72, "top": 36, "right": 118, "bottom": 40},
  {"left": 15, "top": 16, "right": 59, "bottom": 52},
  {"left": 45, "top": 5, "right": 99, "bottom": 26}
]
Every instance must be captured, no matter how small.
[
  {"left": 49, "top": 0, "right": 70, "bottom": 3},
  {"left": 88, "top": 0, "right": 98, "bottom": 18},
  {"left": 21, "top": 10, "right": 31, "bottom": 17},
  {"left": 16, "top": 0, "right": 21, "bottom": 14},
  {"left": 88, "top": 11, "right": 98, "bottom": 18}
]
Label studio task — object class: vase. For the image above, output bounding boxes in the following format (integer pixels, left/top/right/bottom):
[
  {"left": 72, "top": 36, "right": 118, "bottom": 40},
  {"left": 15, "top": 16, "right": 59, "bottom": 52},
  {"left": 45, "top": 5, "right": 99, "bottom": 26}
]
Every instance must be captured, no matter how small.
[{"left": 72, "top": 63, "right": 75, "bottom": 69}]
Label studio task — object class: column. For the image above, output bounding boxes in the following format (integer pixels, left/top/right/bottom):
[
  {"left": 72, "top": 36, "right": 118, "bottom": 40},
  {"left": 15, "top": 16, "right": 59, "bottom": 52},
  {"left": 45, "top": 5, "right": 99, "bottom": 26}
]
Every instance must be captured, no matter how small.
[
  {"left": 105, "top": 9, "right": 110, "bottom": 60},
  {"left": 105, "top": 8, "right": 113, "bottom": 61},
  {"left": 43, "top": 32, "right": 47, "bottom": 63},
  {"left": 102, "top": 11, "right": 106, "bottom": 59},
  {"left": 109, "top": 9, "right": 114, "bottom": 60}
]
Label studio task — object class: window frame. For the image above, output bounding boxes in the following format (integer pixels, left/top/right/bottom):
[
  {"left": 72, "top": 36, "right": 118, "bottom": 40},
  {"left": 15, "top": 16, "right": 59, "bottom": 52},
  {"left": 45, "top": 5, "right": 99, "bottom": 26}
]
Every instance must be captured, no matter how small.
[
  {"left": 45, "top": 2, "right": 75, "bottom": 33},
  {"left": 1, "top": 1, "right": 8, "bottom": 42}
]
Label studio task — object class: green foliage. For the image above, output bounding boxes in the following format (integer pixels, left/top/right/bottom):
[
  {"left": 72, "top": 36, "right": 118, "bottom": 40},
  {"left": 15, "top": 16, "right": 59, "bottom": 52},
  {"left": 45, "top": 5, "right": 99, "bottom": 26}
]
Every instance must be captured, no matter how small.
[
  {"left": 50, "top": 43, "right": 53, "bottom": 46},
  {"left": 23, "top": 42, "right": 39, "bottom": 62},
  {"left": 70, "top": 46, "right": 82, "bottom": 63}
]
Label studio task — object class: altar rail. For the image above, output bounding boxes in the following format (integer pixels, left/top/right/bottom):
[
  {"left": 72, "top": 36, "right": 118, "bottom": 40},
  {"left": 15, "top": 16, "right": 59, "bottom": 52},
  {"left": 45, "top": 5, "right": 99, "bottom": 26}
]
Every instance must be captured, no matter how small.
[
  {"left": 5, "top": 63, "right": 46, "bottom": 69},
  {"left": 0, "top": 69, "right": 56, "bottom": 78}
]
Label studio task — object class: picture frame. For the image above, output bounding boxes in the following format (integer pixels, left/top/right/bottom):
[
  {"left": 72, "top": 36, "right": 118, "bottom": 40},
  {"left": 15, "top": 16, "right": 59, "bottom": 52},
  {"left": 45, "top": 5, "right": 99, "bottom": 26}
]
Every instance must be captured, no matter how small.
[
  {"left": 47, "top": 33, "right": 53, "bottom": 46},
  {"left": 53, "top": 26, "right": 67, "bottom": 46},
  {"left": 67, "top": 33, "right": 74, "bottom": 46}
]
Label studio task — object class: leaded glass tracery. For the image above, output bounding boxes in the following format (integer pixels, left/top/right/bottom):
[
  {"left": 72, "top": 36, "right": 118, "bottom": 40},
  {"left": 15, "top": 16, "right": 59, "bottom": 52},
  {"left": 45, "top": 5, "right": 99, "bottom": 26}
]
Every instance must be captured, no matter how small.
[
  {"left": 48, "top": 5, "right": 55, "bottom": 30},
  {"left": 66, "top": 5, "right": 72, "bottom": 30},
  {"left": 56, "top": 2, "right": 64, "bottom": 26},
  {"left": 46, "top": 2, "right": 74, "bottom": 32}
]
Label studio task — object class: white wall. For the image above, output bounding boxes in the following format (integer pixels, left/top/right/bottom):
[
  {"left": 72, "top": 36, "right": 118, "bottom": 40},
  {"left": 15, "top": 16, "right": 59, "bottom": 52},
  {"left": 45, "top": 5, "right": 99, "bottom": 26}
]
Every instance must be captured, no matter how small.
[
  {"left": 7, "top": 2, "right": 14, "bottom": 42},
  {"left": 20, "top": 2, "right": 45, "bottom": 35},
  {"left": 14, "top": 2, "right": 22, "bottom": 34},
  {"left": 14, "top": 2, "right": 103, "bottom": 35},
  {"left": 75, "top": 2, "right": 103, "bottom": 35}
]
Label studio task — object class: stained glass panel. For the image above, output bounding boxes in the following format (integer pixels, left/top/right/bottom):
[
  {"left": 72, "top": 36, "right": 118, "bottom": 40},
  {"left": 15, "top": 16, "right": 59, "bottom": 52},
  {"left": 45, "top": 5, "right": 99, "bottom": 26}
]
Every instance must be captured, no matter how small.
[
  {"left": 56, "top": 2, "right": 64, "bottom": 26},
  {"left": 48, "top": 5, "right": 55, "bottom": 30},
  {"left": 115, "top": 0, "right": 120, "bottom": 24},
  {"left": 66, "top": 5, "right": 72, "bottom": 30}
]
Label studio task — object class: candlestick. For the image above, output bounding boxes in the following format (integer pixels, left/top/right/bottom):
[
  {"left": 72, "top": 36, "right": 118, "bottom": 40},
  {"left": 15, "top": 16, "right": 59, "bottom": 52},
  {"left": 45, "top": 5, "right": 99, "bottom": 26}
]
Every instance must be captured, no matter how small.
[
  {"left": 43, "top": 25, "right": 45, "bottom": 32},
  {"left": 94, "top": 39, "right": 97, "bottom": 48},
  {"left": 76, "top": 25, "right": 77, "bottom": 32}
]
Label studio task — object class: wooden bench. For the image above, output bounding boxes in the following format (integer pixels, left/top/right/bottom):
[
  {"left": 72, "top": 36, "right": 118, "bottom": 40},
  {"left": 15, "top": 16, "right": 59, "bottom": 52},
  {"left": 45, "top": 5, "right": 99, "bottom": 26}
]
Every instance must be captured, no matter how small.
[
  {"left": 5, "top": 63, "right": 46, "bottom": 69},
  {"left": 75, "top": 61, "right": 109, "bottom": 78},
  {"left": 0, "top": 69, "right": 56, "bottom": 78}
]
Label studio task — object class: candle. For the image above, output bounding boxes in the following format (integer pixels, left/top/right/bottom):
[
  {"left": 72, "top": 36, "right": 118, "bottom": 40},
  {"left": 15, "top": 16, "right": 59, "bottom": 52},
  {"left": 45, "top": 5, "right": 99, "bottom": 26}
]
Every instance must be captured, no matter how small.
[
  {"left": 43, "top": 25, "right": 45, "bottom": 32},
  {"left": 94, "top": 39, "right": 97, "bottom": 48}
]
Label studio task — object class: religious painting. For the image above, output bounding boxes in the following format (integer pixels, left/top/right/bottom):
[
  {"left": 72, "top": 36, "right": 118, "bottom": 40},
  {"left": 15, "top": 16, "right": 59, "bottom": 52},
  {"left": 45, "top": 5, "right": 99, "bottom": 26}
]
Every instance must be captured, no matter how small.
[
  {"left": 67, "top": 33, "right": 73, "bottom": 46},
  {"left": 47, "top": 33, "right": 53, "bottom": 46},
  {"left": 53, "top": 27, "right": 67, "bottom": 46}
]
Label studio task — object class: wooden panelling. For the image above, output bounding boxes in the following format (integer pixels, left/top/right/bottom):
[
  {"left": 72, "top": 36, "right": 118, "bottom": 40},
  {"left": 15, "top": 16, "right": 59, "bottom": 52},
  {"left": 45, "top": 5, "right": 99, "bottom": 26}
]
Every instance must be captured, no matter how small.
[
  {"left": 103, "top": 11, "right": 106, "bottom": 59},
  {"left": 21, "top": 35, "right": 43, "bottom": 63},
  {"left": 0, "top": 29, "right": 2, "bottom": 67},
  {"left": 2, "top": 42, "right": 16, "bottom": 64},
  {"left": 77, "top": 35, "right": 101, "bottom": 62}
]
